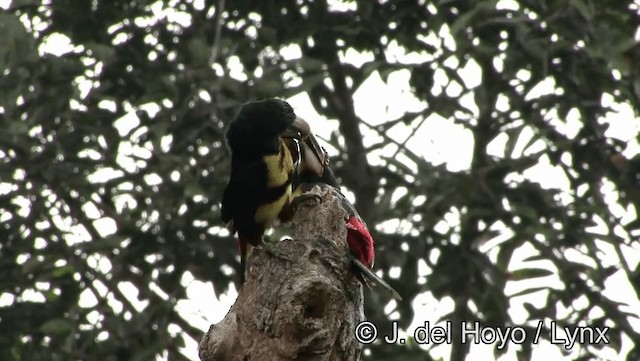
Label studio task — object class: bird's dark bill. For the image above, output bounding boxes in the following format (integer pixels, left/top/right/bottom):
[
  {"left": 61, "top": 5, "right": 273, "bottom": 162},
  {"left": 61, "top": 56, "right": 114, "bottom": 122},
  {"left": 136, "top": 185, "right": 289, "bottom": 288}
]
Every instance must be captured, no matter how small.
[{"left": 280, "top": 117, "right": 310, "bottom": 140}]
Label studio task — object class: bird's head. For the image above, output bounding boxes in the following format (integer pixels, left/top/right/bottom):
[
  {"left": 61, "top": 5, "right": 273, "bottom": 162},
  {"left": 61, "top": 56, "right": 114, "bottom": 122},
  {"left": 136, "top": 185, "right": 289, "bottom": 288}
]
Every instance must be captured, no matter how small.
[
  {"left": 226, "top": 98, "right": 304, "bottom": 157},
  {"left": 225, "top": 98, "right": 333, "bottom": 185}
]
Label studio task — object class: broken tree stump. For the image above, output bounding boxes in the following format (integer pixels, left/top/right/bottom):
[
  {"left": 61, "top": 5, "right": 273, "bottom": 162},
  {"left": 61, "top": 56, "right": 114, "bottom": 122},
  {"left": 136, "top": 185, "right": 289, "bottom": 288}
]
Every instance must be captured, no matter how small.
[{"left": 199, "top": 186, "right": 366, "bottom": 361}]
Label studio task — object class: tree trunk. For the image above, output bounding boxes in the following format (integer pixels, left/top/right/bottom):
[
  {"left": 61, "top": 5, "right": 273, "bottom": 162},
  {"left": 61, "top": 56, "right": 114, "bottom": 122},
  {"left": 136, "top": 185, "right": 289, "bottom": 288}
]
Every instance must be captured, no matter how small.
[{"left": 199, "top": 186, "right": 366, "bottom": 361}]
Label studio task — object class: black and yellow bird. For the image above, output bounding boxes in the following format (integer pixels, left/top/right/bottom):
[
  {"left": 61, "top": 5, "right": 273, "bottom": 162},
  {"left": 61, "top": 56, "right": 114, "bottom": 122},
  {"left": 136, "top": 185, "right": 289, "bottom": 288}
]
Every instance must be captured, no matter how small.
[
  {"left": 222, "top": 98, "right": 400, "bottom": 299},
  {"left": 221, "top": 98, "right": 322, "bottom": 283}
]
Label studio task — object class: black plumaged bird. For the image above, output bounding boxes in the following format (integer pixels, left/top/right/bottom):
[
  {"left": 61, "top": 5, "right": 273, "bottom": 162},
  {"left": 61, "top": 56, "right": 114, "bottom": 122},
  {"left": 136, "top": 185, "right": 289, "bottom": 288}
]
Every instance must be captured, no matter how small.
[{"left": 221, "top": 98, "right": 322, "bottom": 283}]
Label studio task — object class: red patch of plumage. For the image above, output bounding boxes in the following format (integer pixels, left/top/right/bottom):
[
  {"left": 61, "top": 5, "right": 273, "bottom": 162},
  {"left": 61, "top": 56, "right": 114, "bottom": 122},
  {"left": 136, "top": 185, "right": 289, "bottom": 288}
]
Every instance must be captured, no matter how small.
[{"left": 345, "top": 216, "right": 375, "bottom": 268}]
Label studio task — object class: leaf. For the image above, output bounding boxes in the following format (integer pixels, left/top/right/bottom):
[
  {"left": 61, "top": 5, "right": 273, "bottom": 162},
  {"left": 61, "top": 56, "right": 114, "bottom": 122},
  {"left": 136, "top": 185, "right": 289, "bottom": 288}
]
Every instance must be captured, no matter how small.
[
  {"left": 449, "top": 7, "right": 479, "bottom": 35},
  {"left": 299, "top": 73, "right": 325, "bottom": 91},
  {"left": 518, "top": 128, "right": 543, "bottom": 156},
  {"left": 612, "top": 37, "right": 638, "bottom": 56},
  {"left": 625, "top": 217, "right": 640, "bottom": 231},
  {"left": 86, "top": 42, "right": 116, "bottom": 64},
  {"left": 0, "top": 13, "right": 38, "bottom": 68},
  {"left": 360, "top": 60, "right": 385, "bottom": 79},
  {"left": 258, "top": 25, "right": 277, "bottom": 44},
  {"left": 520, "top": 254, "right": 547, "bottom": 263},
  {"left": 569, "top": 0, "right": 592, "bottom": 20},
  {"left": 508, "top": 268, "right": 555, "bottom": 281},
  {"left": 496, "top": 235, "right": 519, "bottom": 270},
  {"left": 75, "top": 234, "right": 128, "bottom": 252},
  {"left": 51, "top": 265, "right": 76, "bottom": 278},
  {"left": 503, "top": 124, "right": 524, "bottom": 158},
  {"left": 508, "top": 286, "right": 550, "bottom": 298},
  {"left": 297, "top": 57, "right": 324, "bottom": 71},
  {"left": 40, "top": 319, "right": 73, "bottom": 335},
  {"left": 10, "top": 0, "right": 40, "bottom": 7},
  {"left": 185, "top": 181, "right": 205, "bottom": 197},
  {"left": 187, "top": 37, "right": 211, "bottom": 67}
]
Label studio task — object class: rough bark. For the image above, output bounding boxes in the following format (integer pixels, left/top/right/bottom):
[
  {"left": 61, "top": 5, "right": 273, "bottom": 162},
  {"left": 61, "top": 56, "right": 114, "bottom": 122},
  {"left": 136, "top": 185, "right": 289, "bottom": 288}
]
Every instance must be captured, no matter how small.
[{"left": 199, "top": 186, "right": 365, "bottom": 361}]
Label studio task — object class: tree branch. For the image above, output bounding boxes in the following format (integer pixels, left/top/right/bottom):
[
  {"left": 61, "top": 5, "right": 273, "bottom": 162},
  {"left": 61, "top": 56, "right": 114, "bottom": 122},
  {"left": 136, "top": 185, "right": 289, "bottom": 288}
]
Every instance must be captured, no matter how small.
[{"left": 199, "top": 186, "right": 366, "bottom": 361}]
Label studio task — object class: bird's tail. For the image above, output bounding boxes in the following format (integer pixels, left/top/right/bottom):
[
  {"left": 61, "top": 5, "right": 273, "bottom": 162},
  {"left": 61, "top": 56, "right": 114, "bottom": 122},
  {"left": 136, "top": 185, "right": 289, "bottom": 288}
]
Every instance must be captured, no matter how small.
[{"left": 352, "top": 259, "right": 403, "bottom": 301}]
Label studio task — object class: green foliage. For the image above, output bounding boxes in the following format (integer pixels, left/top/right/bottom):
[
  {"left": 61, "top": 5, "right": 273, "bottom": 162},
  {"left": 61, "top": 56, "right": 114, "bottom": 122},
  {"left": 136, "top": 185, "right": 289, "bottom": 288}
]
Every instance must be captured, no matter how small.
[{"left": 1, "top": 0, "right": 639, "bottom": 360}]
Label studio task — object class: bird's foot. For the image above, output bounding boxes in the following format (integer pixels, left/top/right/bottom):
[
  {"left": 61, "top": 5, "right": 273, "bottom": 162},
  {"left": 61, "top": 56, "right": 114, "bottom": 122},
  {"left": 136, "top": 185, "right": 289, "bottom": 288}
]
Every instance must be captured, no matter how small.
[
  {"left": 279, "top": 192, "right": 323, "bottom": 222},
  {"left": 290, "top": 192, "right": 322, "bottom": 211},
  {"left": 260, "top": 237, "right": 293, "bottom": 263}
]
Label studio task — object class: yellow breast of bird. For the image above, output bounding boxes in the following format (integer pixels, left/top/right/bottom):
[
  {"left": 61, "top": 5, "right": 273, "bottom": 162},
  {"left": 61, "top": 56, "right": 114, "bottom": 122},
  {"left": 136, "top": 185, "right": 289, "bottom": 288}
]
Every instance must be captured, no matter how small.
[
  {"left": 254, "top": 139, "right": 294, "bottom": 224},
  {"left": 263, "top": 139, "right": 294, "bottom": 188}
]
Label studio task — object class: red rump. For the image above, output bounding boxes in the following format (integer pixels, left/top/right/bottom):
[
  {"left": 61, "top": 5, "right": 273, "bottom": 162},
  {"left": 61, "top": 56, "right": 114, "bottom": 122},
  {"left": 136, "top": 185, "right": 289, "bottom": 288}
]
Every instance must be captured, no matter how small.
[{"left": 345, "top": 216, "right": 375, "bottom": 268}]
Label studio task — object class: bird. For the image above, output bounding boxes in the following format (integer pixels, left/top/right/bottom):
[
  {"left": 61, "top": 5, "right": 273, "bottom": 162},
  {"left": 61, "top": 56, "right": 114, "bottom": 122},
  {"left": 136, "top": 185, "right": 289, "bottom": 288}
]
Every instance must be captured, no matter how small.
[
  {"left": 222, "top": 98, "right": 401, "bottom": 300},
  {"left": 221, "top": 98, "right": 322, "bottom": 284},
  {"left": 292, "top": 128, "right": 402, "bottom": 300}
]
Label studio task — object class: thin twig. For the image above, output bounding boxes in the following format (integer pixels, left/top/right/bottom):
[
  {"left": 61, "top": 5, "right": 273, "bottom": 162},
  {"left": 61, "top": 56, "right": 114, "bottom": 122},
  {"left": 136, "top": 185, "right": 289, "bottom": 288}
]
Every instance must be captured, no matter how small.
[{"left": 208, "top": 0, "right": 226, "bottom": 67}]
